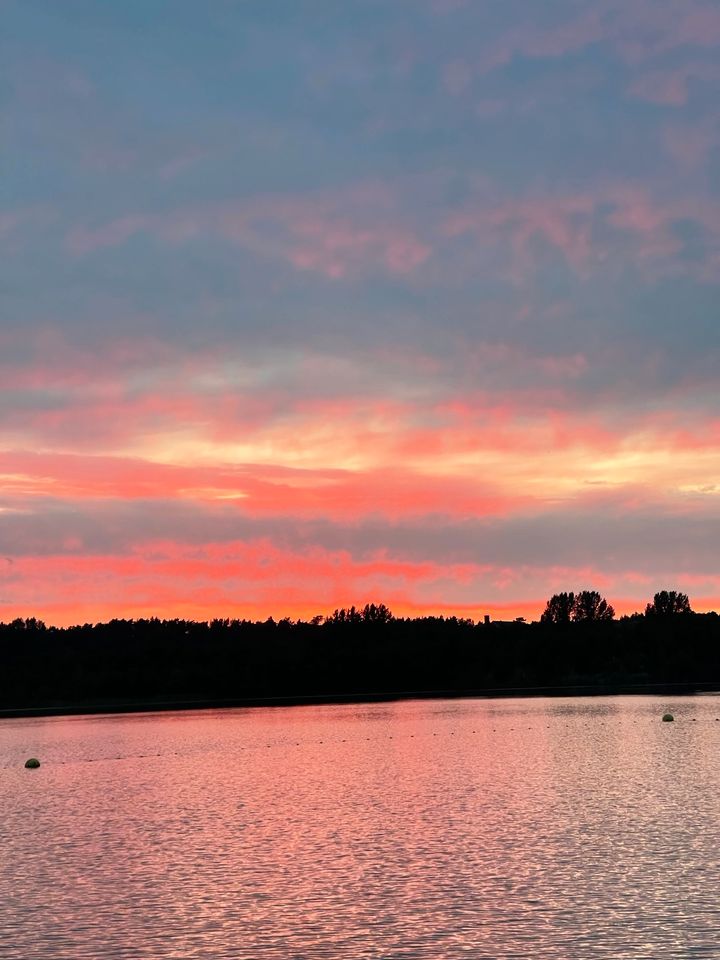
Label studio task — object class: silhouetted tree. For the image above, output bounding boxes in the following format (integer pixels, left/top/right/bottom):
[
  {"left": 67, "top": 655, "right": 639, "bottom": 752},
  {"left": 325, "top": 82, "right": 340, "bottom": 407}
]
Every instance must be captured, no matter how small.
[
  {"left": 361, "top": 603, "right": 393, "bottom": 623},
  {"left": 645, "top": 590, "right": 692, "bottom": 616},
  {"left": 540, "top": 592, "right": 576, "bottom": 624},
  {"left": 8, "top": 617, "right": 46, "bottom": 631},
  {"left": 573, "top": 590, "right": 615, "bottom": 622},
  {"left": 326, "top": 606, "right": 363, "bottom": 625}
]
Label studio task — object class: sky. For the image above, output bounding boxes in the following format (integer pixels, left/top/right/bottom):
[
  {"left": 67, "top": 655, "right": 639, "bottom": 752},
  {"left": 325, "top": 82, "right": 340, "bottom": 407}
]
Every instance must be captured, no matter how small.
[{"left": 1, "top": 0, "right": 719, "bottom": 626}]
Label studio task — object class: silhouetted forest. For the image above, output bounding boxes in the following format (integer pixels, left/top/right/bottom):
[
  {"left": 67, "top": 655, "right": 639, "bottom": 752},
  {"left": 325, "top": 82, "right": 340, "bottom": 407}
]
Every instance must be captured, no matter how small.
[{"left": 2, "top": 594, "right": 719, "bottom": 716}]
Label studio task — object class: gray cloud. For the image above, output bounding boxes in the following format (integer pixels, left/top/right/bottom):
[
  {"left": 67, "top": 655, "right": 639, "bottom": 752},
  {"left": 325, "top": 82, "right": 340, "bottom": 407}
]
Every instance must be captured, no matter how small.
[{"left": 1, "top": 495, "right": 718, "bottom": 578}]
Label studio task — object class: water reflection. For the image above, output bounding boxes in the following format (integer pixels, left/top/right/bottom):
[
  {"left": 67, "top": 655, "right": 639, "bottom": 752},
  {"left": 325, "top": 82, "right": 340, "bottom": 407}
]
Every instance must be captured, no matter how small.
[{"left": 1, "top": 696, "right": 720, "bottom": 958}]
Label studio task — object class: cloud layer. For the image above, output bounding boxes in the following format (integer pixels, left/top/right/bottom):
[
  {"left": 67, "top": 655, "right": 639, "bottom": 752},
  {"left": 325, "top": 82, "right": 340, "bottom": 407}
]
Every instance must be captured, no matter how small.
[{"left": 2, "top": 0, "right": 719, "bottom": 623}]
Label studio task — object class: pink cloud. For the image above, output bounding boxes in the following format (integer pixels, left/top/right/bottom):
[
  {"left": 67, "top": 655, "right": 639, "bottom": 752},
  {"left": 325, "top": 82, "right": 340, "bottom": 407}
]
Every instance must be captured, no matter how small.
[
  {"left": 443, "top": 194, "right": 596, "bottom": 271},
  {"left": 439, "top": 184, "right": 718, "bottom": 279},
  {"left": 0, "top": 449, "right": 529, "bottom": 519},
  {"left": 0, "top": 328, "right": 177, "bottom": 392},
  {"left": 604, "top": 185, "right": 720, "bottom": 273},
  {"left": 61, "top": 169, "right": 720, "bottom": 288},
  {"left": 65, "top": 184, "right": 431, "bottom": 279},
  {"left": 663, "top": 123, "right": 717, "bottom": 171},
  {"left": 463, "top": 1, "right": 720, "bottom": 85},
  {"left": 66, "top": 215, "right": 150, "bottom": 255},
  {"left": 443, "top": 184, "right": 719, "bottom": 277},
  {"left": 508, "top": 12, "right": 604, "bottom": 60},
  {"left": 2, "top": 327, "right": 718, "bottom": 459},
  {"left": 629, "top": 63, "right": 720, "bottom": 106},
  {"left": 442, "top": 59, "right": 472, "bottom": 95},
  {"left": 285, "top": 219, "right": 430, "bottom": 278},
  {"left": 616, "top": 1, "right": 720, "bottom": 61},
  {"left": 630, "top": 69, "right": 692, "bottom": 106},
  {"left": 476, "top": 10, "right": 604, "bottom": 75}
]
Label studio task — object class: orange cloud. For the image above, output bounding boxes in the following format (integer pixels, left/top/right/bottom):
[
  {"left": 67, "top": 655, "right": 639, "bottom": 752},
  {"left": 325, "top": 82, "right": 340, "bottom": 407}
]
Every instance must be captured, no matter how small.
[
  {"left": 2, "top": 374, "right": 720, "bottom": 516},
  {"left": 0, "top": 540, "right": 489, "bottom": 626}
]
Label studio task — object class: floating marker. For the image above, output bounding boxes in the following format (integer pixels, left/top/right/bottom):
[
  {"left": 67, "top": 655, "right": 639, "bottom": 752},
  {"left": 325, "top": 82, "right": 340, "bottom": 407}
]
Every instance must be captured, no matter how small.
[
  {"left": 24, "top": 758, "right": 40, "bottom": 769},
  {"left": 662, "top": 713, "right": 674, "bottom": 722}
]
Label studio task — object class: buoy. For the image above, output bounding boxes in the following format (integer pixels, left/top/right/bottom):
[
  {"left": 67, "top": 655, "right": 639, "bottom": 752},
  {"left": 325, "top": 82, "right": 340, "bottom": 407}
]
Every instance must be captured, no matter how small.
[
  {"left": 662, "top": 713, "right": 674, "bottom": 722},
  {"left": 24, "top": 758, "right": 40, "bottom": 768}
]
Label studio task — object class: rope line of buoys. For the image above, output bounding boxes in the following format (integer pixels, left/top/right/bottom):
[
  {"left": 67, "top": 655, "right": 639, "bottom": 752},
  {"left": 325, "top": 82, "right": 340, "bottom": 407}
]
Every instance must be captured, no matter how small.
[{"left": 19, "top": 714, "right": 720, "bottom": 767}]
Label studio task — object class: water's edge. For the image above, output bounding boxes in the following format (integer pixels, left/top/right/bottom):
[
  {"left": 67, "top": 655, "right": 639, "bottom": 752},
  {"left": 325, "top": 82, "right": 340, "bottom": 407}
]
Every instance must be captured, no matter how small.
[{"left": 3, "top": 680, "right": 720, "bottom": 720}]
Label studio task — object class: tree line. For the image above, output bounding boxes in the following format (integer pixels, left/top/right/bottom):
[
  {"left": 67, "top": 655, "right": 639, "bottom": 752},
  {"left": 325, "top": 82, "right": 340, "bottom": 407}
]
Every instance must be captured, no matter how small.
[
  {"left": 540, "top": 589, "right": 692, "bottom": 624},
  {"left": 0, "top": 592, "right": 717, "bottom": 715}
]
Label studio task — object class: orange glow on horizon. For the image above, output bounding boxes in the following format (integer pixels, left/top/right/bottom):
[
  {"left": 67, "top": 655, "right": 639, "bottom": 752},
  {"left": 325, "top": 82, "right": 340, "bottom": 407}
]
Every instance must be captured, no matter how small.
[
  {"left": 3, "top": 542, "right": 718, "bottom": 628},
  {"left": 4, "top": 596, "right": 719, "bottom": 630}
]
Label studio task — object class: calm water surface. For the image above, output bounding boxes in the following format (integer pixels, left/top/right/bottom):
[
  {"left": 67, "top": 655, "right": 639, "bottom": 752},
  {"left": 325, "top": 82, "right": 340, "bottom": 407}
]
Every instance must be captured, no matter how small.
[{"left": 2, "top": 695, "right": 720, "bottom": 959}]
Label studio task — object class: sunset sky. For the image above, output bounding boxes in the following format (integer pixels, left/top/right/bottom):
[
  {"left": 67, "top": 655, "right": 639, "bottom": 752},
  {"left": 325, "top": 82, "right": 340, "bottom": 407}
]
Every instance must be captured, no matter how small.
[{"left": 2, "top": 0, "right": 719, "bottom": 625}]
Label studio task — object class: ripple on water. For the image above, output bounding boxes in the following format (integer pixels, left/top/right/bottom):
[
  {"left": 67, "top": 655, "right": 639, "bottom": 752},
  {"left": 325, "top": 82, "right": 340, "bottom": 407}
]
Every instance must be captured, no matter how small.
[{"left": 1, "top": 696, "right": 720, "bottom": 959}]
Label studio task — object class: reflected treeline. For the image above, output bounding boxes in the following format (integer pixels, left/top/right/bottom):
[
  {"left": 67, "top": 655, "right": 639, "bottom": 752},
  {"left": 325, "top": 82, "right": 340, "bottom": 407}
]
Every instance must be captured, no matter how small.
[{"left": 1, "top": 598, "right": 719, "bottom": 712}]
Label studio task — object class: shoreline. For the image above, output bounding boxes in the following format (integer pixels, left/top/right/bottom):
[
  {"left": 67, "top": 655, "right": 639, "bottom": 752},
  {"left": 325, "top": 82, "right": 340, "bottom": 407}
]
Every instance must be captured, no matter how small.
[{"left": 2, "top": 679, "right": 720, "bottom": 721}]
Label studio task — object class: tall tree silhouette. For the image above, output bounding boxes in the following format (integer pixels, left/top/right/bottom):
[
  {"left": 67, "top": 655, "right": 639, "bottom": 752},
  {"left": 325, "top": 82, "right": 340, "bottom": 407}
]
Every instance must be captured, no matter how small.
[
  {"left": 645, "top": 590, "right": 692, "bottom": 616},
  {"left": 540, "top": 592, "right": 576, "bottom": 624},
  {"left": 573, "top": 590, "right": 615, "bottom": 622}
]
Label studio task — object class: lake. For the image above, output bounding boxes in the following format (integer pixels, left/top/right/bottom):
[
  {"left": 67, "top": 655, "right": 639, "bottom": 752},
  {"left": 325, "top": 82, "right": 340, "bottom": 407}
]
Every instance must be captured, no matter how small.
[{"left": 2, "top": 695, "right": 720, "bottom": 958}]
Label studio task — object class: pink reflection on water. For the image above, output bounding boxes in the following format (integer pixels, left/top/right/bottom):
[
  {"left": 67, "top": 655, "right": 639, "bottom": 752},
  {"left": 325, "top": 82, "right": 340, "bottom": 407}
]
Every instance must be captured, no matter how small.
[{"left": 1, "top": 697, "right": 720, "bottom": 958}]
